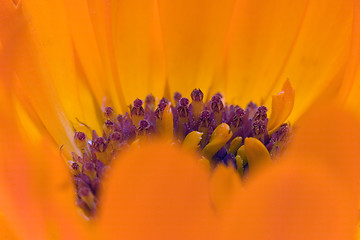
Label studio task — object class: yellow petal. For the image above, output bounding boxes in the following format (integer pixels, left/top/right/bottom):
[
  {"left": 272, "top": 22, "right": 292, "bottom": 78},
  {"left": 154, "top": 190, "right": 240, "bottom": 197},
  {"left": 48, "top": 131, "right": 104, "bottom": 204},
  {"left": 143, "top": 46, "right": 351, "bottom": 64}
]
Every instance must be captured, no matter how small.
[
  {"left": 158, "top": 0, "right": 236, "bottom": 97},
  {"left": 210, "top": 164, "right": 242, "bottom": 213},
  {"left": 267, "top": 80, "right": 295, "bottom": 132}
]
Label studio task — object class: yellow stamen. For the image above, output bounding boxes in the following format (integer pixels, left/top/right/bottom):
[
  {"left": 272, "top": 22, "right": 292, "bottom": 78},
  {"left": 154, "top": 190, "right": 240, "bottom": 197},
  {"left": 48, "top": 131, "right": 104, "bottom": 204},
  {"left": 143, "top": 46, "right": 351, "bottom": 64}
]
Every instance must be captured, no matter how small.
[
  {"left": 228, "top": 137, "right": 243, "bottom": 155},
  {"left": 202, "top": 123, "right": 232, "bottom": 160},
  {"left": 244, "top": 137, "right": 272, "bottom": 173},
  {"left": 237, "top": 145, "right": 247, "bottom": 162},
  {"left": 182, "top": 131, "right": 203, "bottom": 152}
]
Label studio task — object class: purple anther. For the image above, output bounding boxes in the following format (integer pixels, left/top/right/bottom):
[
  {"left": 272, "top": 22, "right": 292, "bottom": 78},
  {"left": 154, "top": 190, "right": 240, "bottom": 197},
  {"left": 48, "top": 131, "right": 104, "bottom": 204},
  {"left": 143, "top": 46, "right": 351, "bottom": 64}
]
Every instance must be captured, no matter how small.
[
  {"left": 253, "top": 106, "right": 268, "bottom": 122},
  {"left": 133, "top": 99, "right": 143, "bottom": 108},
  {"left": 92, "top": 130, "right": 99, "bottom": 141},
  {"left": 145, "top": 94, "right": 155, "bottom": 104},
  {"left": 110, "top": 131, "right": 122, "bottom": 141},
  {"left": 270, "top": 124, "right": 289, "bottom": 143},
  {"left": 84, "top": 161, "right": 95, "bottom": 172},
  {"left": 117, "top": 114, "right": 124, "bottom": 124},
  {"left": 104, "top": 107, "right": 114, "bottom": 117},
  {"left": 177, "top": 99, "right": 190, "bottom": 118},
  {"left": 191, "top": 89, "right": 204, "bottom": 102},
  {"left": 72, "top": 162, "right": 80, "bottom": 171},
  {"left": 174, "top": 92, "right": 182, "bottom": 103},
  {"left": 179, "top": 97, "right": 189, "bottom": 106},
  {"left": 75, "top": 131, "right": 86, "bottom": 141},
  {"left": 139, "top": 119, "right": 150, "bottom": 130},
  {"left": 91, "top": 178, "right": 101, "bottom": 195},
  {"left": 131, "top": 99, "right": 145, "bottom": 117},
  {"left": 79, "top": 186, "right": 91, "bottom": 198},
  {"left": 105, "top": 120, "right": 114, "bottom": 127},
  {"left": 95, "top": 160, "right": 105, "bottom": 178},
  {"left": 252, "top": 120, "right": 266, "bottom": 136},
  {"left": 92, "top": 137, "right": 107, "bottom": 152},
  {"left": 211, "top": 94, "right": 224, "bottom": 113},
  {"left": 78, "top": 173, "right": 91, "bottom": 185},
  {"left": 232, "top": 107, "right": 246, "bottom": 128},
  {"left": 246, "top": 102, "right": 258, "bottom": 119}
]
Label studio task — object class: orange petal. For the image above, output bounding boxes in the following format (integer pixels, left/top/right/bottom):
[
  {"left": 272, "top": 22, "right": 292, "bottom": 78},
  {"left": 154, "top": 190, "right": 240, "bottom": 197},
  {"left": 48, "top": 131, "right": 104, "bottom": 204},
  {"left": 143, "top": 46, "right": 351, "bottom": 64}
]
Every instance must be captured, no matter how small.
[
  {"left": 274, "top": 0, "right": 354, "bottom": 120},
  {"left": 286, "top": 102, "right": 360, "bottom": 196},
  {"left": 267, "top": 80, "right": 295, "bottom": 132},
  {"left": 0, "top": 0, "right": 78, "bottom": 156},
  {"left": 158, "top": 0, "right": 236, "bottom": 97},
  {"left": 209, "top": 164, "right": 242, "bottom": 213},
  {"left": 86, "top": 0, "right": 127, "bottom": 112},
  {"left": 339, "top": 0, "right": 360, "bottom": 103},
  {"left": 342, "top": 2, "right": 360, "bottom": 116},
  {"left": 0, "top": 98, "right": 89, "bottom": 239},
  {"left": 222, "top": 0, "right": 353, "bottom": 119},
  {"left": 19, "top": 0, "right": 100, "bottom": 130},
  {"left": 220, "top": 0, "right": 308, "bottom": 106},
  {"left": 220, "top": 161, "right": 358, "bottom": 240},
  {"left": 114, "top": 0, "right": 166, "bottom": 103},
  {"left": 98, "top": 141, "right": 217, "bottom": 240}
]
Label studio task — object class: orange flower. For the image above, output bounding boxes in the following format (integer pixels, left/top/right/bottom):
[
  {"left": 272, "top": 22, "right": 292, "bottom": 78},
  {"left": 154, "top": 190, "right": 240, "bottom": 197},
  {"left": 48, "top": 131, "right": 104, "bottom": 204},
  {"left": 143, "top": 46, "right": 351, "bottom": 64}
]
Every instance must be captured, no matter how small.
[{"left": 1, "top": 0, "right": 360, "bottom": 239}]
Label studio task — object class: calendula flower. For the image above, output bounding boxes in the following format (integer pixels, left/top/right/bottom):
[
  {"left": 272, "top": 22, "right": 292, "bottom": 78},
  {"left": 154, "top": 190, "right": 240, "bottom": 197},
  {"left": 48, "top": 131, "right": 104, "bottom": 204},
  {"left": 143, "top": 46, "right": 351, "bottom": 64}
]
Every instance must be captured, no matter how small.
[{"left": 1, "top": 0, "right": 360, "bottom": 239}]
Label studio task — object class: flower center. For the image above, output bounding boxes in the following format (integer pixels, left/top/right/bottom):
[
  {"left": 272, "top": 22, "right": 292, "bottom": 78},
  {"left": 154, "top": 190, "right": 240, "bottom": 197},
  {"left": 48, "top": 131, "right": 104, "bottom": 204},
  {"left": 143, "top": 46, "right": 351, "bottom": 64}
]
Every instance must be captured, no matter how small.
[{"left": 70, "top": 89, "right": 291, "bottom": 217}]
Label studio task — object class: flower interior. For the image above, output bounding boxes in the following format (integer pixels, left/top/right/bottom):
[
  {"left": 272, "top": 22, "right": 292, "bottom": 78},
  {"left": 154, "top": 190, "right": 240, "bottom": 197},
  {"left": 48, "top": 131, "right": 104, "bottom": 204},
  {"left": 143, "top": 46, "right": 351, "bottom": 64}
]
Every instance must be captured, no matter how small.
[{"left": 71, "top": 89, "right": 291, "bottom": 217}]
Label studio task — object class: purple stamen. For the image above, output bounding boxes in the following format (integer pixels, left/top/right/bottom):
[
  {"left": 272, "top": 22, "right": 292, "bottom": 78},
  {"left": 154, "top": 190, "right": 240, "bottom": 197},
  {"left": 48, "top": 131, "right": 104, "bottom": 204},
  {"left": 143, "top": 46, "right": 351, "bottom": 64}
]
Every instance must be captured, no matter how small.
[{"left": 191, "top": 89, "right": 204, "bottom": 102}]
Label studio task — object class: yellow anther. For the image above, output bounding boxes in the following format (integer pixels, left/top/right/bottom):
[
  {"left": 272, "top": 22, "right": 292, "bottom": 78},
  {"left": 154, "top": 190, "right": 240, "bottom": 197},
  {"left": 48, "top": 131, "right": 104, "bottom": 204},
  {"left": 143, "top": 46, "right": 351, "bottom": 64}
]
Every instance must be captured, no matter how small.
[
  {"left": 228, "top": 137, "right": 243, "bottom": 155},
  {"left": 244, "top": 137, "right": 272, "bottom": 173},
  {"left": 237, "top": 145, "right": 247, "bottom": 161},
  {"left": 268, "top": 79, "right": 294, "bottom": 133},
  {"left": 202, "top": 123, "right": 232, "bottom": 160},
  {"left": 182, "top": 131, "right": 203, "bottom": 152}
]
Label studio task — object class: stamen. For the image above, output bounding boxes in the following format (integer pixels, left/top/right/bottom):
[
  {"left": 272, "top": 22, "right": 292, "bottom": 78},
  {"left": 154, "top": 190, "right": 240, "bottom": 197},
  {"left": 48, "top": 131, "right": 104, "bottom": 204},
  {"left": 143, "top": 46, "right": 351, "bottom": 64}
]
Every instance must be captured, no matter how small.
[
  {"left": 210, "top": 94, "right": 224, "bottom": 125},
  {"left": 130, "top": 99, "right": 145, "bottom": 127},
  {"left": 69, "top": 87, "right": 292, "bottom": 217},
  {"left": 191, "top": 89, "right": 204, "bottom": 122}
]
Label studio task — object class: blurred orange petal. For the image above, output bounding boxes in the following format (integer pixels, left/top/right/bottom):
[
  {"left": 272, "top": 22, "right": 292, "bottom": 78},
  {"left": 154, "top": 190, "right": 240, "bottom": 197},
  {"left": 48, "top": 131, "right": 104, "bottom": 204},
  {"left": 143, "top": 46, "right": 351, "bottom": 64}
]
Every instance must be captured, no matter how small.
[
  {"left": 209, "top": 164, "right": 242, "bottom": 213},
  {"left": 0, "top": 83, "right": 88, "bottom": 240},
  {"left": 220, "top": 161, "right": 358, "bottom": 240},
  {"left": 98, "top": 141, "right": 216, "bottom": 240},
  {"left": 287, "top": 102, "right": 360, "bottom": 196}
]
